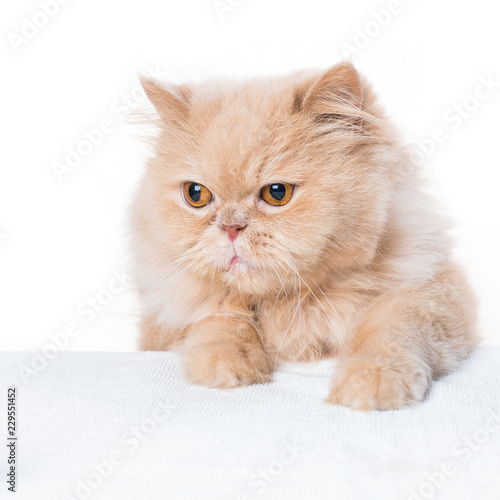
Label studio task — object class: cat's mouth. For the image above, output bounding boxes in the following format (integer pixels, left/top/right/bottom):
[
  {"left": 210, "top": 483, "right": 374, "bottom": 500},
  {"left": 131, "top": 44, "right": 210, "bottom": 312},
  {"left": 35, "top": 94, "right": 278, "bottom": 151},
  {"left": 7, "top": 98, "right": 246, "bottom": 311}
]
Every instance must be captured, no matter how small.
[
  {"left": 226, "top": 254, "right": 252, "bottom": 276},
  {"left": 229, "top": 255, "right": 242, "bottom": 268}
]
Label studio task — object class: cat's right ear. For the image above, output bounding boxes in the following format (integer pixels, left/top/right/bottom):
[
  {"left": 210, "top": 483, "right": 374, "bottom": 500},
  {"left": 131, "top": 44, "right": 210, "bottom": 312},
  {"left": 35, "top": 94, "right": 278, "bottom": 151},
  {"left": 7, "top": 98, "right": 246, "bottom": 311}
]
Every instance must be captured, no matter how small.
[
  {"left": 140, "top": 78, "right": 192, "bottom": 129},
  {"left": 292, "top": 62, "right": 376, "bottom": 134}
]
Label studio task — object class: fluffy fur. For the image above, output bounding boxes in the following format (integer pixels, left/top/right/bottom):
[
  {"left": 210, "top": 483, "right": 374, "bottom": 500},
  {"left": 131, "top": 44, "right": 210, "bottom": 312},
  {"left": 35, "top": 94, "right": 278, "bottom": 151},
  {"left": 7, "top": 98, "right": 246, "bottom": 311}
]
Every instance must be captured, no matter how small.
[{"left": 131, "top": 62, "right": 478, "bottom": 410}]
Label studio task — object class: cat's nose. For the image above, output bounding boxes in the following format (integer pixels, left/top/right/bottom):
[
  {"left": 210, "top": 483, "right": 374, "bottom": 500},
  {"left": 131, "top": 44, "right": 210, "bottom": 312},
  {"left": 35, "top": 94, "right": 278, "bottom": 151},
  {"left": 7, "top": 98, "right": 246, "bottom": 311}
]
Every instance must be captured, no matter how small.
[{"left": 222, "top": 224, "right": 246, "bottom": 242}]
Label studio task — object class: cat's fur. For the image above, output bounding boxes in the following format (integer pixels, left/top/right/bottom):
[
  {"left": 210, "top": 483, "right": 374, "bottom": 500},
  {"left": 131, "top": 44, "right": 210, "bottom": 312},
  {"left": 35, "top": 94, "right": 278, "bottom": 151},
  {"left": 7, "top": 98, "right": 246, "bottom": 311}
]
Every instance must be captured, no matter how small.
[{"left": 131, "top": 62, "right": 478, "bottom": 410}]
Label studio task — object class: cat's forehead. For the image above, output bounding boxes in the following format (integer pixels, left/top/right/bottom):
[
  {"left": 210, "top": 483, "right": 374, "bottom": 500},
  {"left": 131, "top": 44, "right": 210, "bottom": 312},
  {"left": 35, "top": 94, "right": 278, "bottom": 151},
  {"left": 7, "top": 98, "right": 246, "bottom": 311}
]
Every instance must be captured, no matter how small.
[
  {"left": 188, "top": 85, "right": 308, "bottom": 195},
  {"left": 192, "top": 134, "right": 295, "bottom": 198}
]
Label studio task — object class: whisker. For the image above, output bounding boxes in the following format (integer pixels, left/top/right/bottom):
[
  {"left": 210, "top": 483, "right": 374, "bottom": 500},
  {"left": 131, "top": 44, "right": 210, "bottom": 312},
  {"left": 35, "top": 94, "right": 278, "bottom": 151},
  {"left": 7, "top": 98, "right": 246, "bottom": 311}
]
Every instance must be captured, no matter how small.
[
  {"left": 283, "top": 253, "right": 362, "bottom": 349},
  {"left": 274, "top": 271, "right": 302, "bottom": 361},
  {"left": 143, "top": 250, "right": 199, "bottom": 309},
  {"left": 301, "top": 268, "right": 361, "bottom": 348}
]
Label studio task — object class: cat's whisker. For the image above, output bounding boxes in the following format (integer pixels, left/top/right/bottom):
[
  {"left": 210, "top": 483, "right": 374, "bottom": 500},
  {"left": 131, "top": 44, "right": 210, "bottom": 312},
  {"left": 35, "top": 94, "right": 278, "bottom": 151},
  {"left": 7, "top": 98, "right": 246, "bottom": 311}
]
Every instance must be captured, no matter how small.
[
  {"left": 144, "top": 267, "right": 188, "bottom": 310},
  {"left": 143, "top": 251, "right": 199, "bottom": 309},
  {"left": 208, "top": 266, "right": 217, "bottom": 300},
  {"left": 268, "top": 270, "right": 294, "bottom": 362},
  {"left": 267, "top": 261, "right": 286, "bottom": 308},
  {"left": 147, "top": 253, "right": 196, "bottom": 297},
  {"left": 300, "top": 268, "right": 361, "bottom": 349},
  {"left": 274, "top": 271, "right": 302, "bottom": 361},
  {"left": 283, "top": 254, "right": 362, "bottom": 349}
]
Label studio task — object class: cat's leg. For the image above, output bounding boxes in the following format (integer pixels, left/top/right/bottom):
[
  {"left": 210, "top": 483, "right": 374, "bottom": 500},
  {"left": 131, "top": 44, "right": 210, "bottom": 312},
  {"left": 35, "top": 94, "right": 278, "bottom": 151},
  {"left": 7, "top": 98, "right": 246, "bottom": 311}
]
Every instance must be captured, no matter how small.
[
  {"left": 179, "top": 316, "right": 273, "bottom": 388},
  {"left": 139, "top": 315, "right": 181, "bottom": 351},
  {"left": 329, "top": 264, "right": 478, "bottom": 410}
]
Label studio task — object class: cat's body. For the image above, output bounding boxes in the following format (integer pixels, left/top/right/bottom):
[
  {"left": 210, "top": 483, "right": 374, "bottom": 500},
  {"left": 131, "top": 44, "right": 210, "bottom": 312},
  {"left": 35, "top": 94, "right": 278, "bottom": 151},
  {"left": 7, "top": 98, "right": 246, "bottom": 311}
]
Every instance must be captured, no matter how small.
[{"left": 132, "top": 63, "right": 478, "bottom": 410}]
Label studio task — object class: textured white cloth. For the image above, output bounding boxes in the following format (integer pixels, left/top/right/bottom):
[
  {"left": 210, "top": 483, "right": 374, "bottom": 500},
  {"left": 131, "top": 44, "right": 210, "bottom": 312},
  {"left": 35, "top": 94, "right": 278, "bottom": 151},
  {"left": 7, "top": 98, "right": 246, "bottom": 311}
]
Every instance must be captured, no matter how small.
[{"left": 1, "top": 347, "right": 499, "bottom": 500}]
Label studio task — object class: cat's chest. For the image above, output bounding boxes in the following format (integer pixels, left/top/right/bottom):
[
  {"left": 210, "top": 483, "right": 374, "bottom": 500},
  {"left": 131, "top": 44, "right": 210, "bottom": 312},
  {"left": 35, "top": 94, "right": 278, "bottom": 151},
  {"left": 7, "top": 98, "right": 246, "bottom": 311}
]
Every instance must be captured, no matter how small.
[{"left": 255, "top": 290, "right": 364, "bottom": 362}]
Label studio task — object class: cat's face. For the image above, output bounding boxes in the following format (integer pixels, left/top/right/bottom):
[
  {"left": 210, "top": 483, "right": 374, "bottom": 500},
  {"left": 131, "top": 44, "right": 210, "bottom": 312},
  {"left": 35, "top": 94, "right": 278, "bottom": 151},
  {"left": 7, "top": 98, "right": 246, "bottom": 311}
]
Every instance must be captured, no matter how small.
[{"left": 136, "top": 63, "right": 392, "bottom": 297}]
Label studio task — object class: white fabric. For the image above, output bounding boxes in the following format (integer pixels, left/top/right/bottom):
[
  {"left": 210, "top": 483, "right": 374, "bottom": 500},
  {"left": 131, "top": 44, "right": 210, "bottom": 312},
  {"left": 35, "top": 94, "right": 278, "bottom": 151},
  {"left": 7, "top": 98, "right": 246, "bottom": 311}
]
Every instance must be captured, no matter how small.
[{"left": 1, "top": 347, "right": 499, "bottom": 500}]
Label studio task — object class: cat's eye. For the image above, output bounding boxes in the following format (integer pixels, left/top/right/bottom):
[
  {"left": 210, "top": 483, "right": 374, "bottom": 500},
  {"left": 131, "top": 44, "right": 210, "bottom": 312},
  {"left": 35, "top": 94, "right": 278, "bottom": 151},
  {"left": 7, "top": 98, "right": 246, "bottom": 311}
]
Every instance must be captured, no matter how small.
[
  {"left": 183, "top": 182, "right": 213, "bottom": 208},
  {"left": 260, "top": 183, "right": 294, "bottom": 206}
]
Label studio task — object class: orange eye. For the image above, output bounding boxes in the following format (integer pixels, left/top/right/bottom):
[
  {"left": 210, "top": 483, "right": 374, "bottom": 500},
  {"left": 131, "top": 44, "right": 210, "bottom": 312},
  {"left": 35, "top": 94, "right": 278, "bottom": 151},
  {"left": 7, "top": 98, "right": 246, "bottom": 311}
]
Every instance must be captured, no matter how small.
[
  {"left": 260, "top": 183, "right": 294, "bottom": 206},
  {"left": 183, "top": 182, "right": 213, "bottom": 208}
]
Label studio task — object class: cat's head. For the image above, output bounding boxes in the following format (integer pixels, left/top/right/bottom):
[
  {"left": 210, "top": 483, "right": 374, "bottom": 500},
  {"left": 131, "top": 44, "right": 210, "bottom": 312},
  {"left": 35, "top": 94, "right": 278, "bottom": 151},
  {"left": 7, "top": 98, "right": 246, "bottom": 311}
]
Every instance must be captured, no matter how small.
[{"left": 135, "top": 63, "right": 395, "bottom": 297}]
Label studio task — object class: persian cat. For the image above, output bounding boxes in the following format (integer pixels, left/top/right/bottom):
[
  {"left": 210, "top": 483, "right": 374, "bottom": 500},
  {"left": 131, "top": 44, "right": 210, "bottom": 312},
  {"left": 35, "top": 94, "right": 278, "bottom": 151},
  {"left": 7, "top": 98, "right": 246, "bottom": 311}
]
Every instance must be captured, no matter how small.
[{"left": 131, "top": 62, "right": 478, "bottom": 410}]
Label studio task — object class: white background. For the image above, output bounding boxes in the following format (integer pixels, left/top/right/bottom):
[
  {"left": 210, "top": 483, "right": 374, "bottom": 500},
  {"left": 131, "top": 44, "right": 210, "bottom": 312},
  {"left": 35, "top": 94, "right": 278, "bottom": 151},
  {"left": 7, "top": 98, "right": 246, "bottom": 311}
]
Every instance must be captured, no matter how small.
[{"left": 1, "top": 0, "right": 499, "bottom": 351}]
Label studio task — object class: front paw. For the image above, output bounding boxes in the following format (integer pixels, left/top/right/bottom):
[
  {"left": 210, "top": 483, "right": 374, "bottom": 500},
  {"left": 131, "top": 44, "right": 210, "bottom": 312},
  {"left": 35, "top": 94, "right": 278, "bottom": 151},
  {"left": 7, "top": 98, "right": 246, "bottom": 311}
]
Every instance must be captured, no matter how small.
[
  {"left": 328, "top": 353, "right": 431, "bottom": 411},
  {"left": 183, "top": 341, "right": 273, "bottom": 388}
]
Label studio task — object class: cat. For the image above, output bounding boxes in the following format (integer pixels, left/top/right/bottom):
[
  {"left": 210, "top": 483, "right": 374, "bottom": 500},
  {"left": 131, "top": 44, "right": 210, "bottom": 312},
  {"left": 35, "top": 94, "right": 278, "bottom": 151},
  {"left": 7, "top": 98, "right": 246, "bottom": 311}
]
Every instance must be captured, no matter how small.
[{"left": 131, "top": 62, "right": 478, "bottom": 410}]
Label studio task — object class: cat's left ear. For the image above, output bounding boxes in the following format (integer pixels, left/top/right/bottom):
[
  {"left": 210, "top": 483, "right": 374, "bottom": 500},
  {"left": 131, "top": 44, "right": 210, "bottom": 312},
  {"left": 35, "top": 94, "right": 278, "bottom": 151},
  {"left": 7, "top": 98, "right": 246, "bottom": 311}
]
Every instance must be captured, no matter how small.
[
  {"left": 294, "top": 62, "right": 372, "bottom": 131},
  {"left": 141, "top": 78, "right": 192, "bottom": 129}
]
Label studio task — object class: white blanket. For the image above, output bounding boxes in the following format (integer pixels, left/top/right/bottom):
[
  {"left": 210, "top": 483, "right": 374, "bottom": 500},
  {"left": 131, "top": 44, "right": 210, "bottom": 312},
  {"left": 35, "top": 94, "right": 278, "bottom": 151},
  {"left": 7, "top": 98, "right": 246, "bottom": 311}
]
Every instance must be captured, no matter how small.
[{"left": 1, "top": 347, "right": 499, "bottom": 500}]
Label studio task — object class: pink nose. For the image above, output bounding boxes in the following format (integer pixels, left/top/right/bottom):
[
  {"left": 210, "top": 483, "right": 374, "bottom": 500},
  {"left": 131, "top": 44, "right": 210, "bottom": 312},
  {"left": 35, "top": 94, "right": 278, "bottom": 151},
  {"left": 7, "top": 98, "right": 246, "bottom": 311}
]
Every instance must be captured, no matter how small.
[{"left": 222, "top": 224, "right": 246, "bottom": 242}]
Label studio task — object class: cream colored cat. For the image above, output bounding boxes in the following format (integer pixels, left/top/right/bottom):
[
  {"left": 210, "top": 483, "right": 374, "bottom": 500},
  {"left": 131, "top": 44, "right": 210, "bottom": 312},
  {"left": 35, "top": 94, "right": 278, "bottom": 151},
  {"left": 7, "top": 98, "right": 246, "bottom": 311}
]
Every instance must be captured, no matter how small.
[{"left": 131, "top": 62, "right": 478, "bottom": 410}]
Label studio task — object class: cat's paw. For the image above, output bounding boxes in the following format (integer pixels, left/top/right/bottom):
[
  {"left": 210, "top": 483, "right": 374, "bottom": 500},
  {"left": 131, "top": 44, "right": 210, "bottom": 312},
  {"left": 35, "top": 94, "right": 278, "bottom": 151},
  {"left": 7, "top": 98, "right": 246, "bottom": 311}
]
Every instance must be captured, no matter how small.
[
  {"left": 328, "top": 353, "right": 431, "bottom": 411},
  {"left": 183, "top": 341, "right": 273, "bottom": 388}
]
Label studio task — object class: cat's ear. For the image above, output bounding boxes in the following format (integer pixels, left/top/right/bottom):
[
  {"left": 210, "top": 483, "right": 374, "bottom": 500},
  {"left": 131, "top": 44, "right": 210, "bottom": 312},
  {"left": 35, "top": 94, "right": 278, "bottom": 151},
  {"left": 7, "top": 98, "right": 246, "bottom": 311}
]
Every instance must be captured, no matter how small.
[
  {"left": 141, "top": 78, "right": 192, "bottom": 129},
  {"left": 294, "top": 62, "right": 371, "bottom": 132}
]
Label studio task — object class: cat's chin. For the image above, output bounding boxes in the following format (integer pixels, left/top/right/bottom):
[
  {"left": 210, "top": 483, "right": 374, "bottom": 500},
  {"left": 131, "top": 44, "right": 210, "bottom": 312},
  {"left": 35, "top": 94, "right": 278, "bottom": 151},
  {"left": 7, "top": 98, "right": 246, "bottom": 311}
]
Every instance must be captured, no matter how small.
[
  {"left": 224, "top": 259, "right": 254, "bottom": 280},
  {"left": 224, "top": 254, "right": 256, "bottom": 277},
  {"left": 222, "top": 260, "right": 263, "bottom": 293}
]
